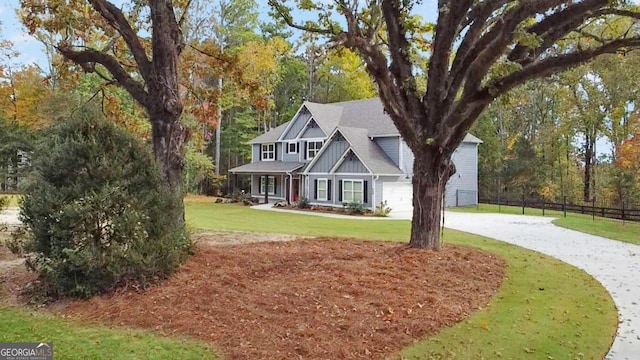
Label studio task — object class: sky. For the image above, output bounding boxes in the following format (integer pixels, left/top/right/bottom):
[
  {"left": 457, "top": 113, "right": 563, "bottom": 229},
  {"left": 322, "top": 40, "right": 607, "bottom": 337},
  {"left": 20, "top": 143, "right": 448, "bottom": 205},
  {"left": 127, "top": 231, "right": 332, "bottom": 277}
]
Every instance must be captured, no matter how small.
[{"left": 0, "top": 0, "right": 440, "bottom": 69}]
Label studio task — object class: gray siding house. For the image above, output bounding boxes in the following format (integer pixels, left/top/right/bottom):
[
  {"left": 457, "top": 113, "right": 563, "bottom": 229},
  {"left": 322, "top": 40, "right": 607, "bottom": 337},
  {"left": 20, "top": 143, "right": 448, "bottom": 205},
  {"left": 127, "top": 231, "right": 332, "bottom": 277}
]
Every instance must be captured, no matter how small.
[{"left": 229, "top": 98, "right": 481, "bottom": 211}]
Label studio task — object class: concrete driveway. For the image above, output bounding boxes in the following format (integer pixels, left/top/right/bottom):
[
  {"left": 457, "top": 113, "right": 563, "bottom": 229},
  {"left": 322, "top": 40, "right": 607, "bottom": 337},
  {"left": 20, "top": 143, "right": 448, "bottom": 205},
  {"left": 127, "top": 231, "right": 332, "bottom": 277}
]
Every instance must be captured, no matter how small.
[{"left": 442, "top": 212, "right": 640, "bottom": 360}]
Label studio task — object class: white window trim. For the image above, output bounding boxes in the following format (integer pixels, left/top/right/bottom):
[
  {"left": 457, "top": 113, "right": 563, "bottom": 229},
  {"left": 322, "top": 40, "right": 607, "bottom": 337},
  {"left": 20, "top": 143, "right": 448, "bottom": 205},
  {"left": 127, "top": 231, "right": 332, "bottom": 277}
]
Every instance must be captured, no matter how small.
[
  {"left": 342, "top": 179, "right": 364, "bottom": 203},
  {"left": 261, "top": 143, "right": 275, "bottom": 161},
  {"left": 287, "top": 142, "right": 298, "bottom": 154},
  {"left": 306, "top": 140, "right": 324, "bottom": 160},
  {"left": 260, "top": 176, "right": 276, "bottom": 195},
  {"left": 317, "top": 178, "right": 328, "bottom": 201}
]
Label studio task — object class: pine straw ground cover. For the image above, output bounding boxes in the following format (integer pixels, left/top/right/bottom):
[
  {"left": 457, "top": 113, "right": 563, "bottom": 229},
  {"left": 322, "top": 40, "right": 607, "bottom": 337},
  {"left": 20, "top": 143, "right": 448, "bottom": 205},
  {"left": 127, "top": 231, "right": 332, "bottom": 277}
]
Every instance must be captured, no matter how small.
[{"left": 61, "top": 238, "right": 505, "bottom": 359}]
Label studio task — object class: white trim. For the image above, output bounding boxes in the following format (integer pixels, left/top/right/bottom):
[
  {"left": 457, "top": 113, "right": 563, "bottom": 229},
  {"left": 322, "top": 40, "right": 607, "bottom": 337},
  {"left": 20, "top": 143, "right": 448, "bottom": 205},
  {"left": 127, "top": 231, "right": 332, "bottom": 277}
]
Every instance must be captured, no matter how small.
[
  {"left": 328, "top": 147, "right": 353, "bottom": 174},
  {"left": 306, "top": 140, "right": 324, "bottom": 160},
  {"left": 316, "top": 178, "right": 328, "bottom": 201},
  {"left": 342, "top": 179, "right": 364, "bottom": 204},
  {"left": 370, "top": 134, "right": 401, "bottom": 138},
  {"left": 295, "top": 117, "right": 327, "bottom": 140},
  {"left": 303, "top": 128, "right": 343, "bottom": 174},
  {"left": 277, "top": 104, "right": 306, "bottom": 141},
  {"left": 259, "top": 175, "right": 276, "bottom": 195},
  {"left": 261, "top": 143, "right": 276, "bottom": 161},
  {"left": 286, "top": 141, "right": 298, "bottom": 154}
]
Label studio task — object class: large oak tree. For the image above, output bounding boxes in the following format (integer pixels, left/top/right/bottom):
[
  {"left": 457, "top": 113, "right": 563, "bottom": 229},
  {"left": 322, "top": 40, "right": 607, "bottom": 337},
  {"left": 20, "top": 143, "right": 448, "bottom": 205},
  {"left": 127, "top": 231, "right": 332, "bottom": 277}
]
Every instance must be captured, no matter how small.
[
  {"left": 21, "top": 0, "right": 189, "bottom": 222},
  {"left": 269, "top": 0, "right": 640, "bottom": 249}
]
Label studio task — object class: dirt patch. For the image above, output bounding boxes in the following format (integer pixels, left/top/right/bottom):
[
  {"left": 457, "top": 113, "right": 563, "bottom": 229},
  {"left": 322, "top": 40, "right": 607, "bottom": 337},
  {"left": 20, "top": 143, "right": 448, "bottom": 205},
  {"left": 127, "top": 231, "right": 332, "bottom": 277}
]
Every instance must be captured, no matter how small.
[
  {"left": 192, "top": 231, "right": 306, "bottom": 246},
  {"left": 61, "top": 237, "right": 505, "bottom": 359}
]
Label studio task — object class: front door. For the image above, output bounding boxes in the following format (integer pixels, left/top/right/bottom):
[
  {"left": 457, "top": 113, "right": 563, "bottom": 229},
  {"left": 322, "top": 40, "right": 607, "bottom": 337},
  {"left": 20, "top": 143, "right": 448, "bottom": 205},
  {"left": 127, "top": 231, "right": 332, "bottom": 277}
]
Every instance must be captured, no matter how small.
[{"left": 292, "top": 178, "right": 300, "bottom": 202}]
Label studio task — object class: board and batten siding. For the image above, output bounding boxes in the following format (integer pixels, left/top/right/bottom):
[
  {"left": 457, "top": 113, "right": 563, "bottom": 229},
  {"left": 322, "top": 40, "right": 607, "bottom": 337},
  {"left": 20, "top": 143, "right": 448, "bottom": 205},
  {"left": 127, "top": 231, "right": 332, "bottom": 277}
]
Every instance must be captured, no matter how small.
[
  {"left": 252, "top": 144, "right": 260, "bottom": 162},
  {"left": 400, "top": 140, "right": 414, "bottom": 178},
  {"left": 307, "top": 139, "right": 349, "bottom": 173},
  {"left": 373, "top": 137, "right": 400, "bottom": 167},
  {"left": 282, "top": 112, "right": 312, "bottom": 140},
  {"left": 335, "top": 156, "right": 368, "bottom": 173},
  {"left": 444, "top": 142, "right": 479, "bottom": 207},
  {"left": 300, "top": 126, "right": 325, "bottom": 139},
  {"left": 250, "top": 174, "right": 285, "bottom": 198},
  {"left": 282, "top": 141, "right": 299, "bottom": 162}
]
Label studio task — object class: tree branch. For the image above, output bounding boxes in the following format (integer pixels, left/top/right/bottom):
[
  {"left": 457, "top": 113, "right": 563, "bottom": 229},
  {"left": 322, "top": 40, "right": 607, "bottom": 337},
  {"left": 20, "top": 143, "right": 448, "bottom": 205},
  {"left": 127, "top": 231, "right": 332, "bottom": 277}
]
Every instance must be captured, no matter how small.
[
  {"left": 87, "top": 0, "right": 152, "bottom": 82},
  {"left": 424, "top": 0, "right": 474, "bottom": 131},
  {"left": 57, "top": 46, "right": 149, "bottom": 108}
]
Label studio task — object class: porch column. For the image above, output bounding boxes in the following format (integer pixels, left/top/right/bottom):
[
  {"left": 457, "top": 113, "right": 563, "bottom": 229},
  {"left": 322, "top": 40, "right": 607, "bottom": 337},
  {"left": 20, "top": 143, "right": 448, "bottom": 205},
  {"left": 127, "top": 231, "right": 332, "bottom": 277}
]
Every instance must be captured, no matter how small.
[{"left": 263, "top": 175, "right": 269, "bottom": 204}]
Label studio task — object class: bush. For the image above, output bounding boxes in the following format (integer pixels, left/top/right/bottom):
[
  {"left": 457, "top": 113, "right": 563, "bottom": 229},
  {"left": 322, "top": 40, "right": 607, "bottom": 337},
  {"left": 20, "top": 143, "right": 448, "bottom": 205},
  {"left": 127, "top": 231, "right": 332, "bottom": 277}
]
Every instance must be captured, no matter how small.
[
  {"left": 296, "top": 197, "right": 310, "bottom": 209},
  {"left": 13, "top": 108, "right": 192, "bottom": 299},
  {"left": 373, "top": 201, "right": 393, "bottom": 217},
  {"left": 344, "top": 201, "right": 366, "bottom": 215}
]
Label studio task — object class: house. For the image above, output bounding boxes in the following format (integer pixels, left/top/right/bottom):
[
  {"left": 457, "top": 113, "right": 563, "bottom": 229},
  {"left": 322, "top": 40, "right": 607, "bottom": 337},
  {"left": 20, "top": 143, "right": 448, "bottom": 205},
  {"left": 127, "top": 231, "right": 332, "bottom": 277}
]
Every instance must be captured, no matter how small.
[{"left": 228, "top": 98, "right": 482, "bottom": 211}]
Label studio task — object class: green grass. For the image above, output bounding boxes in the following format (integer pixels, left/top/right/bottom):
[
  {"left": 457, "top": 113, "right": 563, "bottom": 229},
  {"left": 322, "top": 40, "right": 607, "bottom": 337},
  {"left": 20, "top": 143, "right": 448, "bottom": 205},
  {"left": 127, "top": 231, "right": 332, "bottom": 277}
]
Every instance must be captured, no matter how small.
[
  {"left": 0, "top": 306, "right": 217, "bottom": 359},
  {"left": 187, "top": 202, "right": 617, "bottom": 360},
  {"left": 553, "top": 216, "right": 640, "bottom": 245},
  {"left": 452, "top": 203, "right": 640, "bottom": 245}
]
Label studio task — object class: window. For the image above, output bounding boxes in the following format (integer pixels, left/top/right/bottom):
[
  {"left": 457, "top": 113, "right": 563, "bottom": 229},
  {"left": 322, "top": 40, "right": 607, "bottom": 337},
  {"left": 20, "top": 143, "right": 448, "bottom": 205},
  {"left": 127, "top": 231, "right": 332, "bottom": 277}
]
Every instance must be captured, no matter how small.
[
  {"left": 342, "top": 180, "right": 363, "bottom": 203},
  {"left": 259, "top": 176, "right": 276, "bottom": 195},
  {"left": 316, "top": 179, "right": 328, "bottom": 201},
  {"left": 306, "top": 141, "right": 323, "bottom": 160},
  {"left": 287, "top": 142, "right": 298, "bottom": 154},
  {"left": 261, "top": 143, "right": 275, "bottom": 161}
]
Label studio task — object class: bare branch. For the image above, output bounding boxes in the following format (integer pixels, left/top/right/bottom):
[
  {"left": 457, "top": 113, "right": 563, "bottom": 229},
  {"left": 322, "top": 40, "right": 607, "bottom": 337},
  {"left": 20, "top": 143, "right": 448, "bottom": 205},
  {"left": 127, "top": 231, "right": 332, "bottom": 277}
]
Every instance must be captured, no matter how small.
[
  {"left": 88, "top": 0, "right": 152, "bottom": 81},
  {"left": 57, "top": 45, "right": 149, "bottom": 108},
  {"left": 424, "top": 0, "right": 474, "bottom": 129}
]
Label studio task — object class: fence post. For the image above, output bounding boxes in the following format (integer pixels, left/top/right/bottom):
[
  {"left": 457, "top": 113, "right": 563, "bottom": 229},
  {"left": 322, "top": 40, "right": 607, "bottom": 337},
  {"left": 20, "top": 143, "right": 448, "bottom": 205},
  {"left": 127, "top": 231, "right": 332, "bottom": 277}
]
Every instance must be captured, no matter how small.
[
  {"left": 563, "top": 196, "right": 567, "bottom": 218},
  {"left": 622, "top": 202, "right": 626, "bottom": 225},
  {"left": 542, "top": 201, "right": 545, "bottom": 216},
  {"left": 592, "top": 197, "right": 595, "bottom": 221},
  {"left": 522, "top": 194, "right": 525, "bottom": 215},
  {"left": 498, "top": 193, "right": 501, "bottom": 213}
]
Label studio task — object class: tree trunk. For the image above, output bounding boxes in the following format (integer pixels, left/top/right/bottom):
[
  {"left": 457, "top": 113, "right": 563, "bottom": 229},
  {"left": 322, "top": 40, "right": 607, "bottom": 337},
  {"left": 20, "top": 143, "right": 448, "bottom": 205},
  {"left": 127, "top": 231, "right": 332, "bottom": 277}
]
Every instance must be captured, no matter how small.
[
  {"left": 150, "top": 109, "right": 187, "bottom": 224},
  {"left": 409, "top": 151, "right": 454, "bottom": 250},
  {"left": 583, "top": 136, "right": 594, "bottom": 202}
]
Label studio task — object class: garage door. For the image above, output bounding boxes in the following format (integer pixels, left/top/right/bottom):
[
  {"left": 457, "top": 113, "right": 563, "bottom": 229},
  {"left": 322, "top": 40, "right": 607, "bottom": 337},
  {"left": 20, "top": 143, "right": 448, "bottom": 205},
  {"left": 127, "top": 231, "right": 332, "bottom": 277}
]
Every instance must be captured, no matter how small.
[{"left": 382, "top": 181, "right": 413, "bottom": 212}]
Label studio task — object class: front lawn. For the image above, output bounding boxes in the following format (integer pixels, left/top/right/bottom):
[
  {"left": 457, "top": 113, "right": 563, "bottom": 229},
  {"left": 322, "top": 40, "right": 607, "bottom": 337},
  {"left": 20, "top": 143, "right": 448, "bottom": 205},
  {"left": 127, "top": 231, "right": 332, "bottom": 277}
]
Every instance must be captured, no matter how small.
[
  {"left": 0, "top": 306, "right": 217, "bottom": 359},
  {"left": 452, "top": 203, "right": 640, "bottom": 245},
  {"left": 0, "top": 200, "right": 618, "bottom": 359},
  {"left": 187, "top": 201, "right": 617, "bottom": 359}
]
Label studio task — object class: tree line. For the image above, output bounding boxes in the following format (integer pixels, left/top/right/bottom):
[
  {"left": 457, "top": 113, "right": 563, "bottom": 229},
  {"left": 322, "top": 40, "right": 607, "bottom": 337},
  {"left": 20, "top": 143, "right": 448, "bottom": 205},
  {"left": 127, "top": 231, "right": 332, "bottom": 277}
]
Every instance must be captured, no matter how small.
[{"left": 2, "top": 0, "right": 640, "bottom": 250}]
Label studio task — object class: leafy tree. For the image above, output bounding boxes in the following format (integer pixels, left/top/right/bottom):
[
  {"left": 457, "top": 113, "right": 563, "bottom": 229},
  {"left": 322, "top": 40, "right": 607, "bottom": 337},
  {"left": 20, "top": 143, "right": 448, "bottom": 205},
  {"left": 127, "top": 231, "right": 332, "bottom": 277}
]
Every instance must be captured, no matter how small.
[
  {"left": 14, "top": 107, "right": 191, "bottom": 298},
  {"left": 270, "top": 0, "right": 640, "bottom": 249},
  {"left": 313, "top": 48, "right": 377, "bottom": 103},
  {"left": 21, "top": 0, "right": 190, "bottom": 226}
]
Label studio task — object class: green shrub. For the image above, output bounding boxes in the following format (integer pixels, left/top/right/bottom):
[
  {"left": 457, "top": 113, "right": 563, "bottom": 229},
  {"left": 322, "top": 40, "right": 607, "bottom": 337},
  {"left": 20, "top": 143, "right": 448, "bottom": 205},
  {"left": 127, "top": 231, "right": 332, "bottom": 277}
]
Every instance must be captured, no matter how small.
[
  {"left": 296, "top": 197, "right": 310, "bottom": 209},
  {"left": 373, "top": 201, "right": 392, "bottom": 217},
  {"left": 0, "top": 196, "right": 7, "bottom": 212},
  {"left": 344, "top": 201, "right": 366, "bottom": 215},
  {"left": 13, "top": 108, "right": 192, "bottom": 299}
]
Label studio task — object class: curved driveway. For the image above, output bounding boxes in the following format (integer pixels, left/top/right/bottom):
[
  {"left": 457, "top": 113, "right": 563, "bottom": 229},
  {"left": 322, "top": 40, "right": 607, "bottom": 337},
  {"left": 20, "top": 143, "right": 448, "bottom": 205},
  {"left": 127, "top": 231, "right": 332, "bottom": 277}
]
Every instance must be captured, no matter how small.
[{"left": 442, "top": 212, "right": 640, "bottom": 360}]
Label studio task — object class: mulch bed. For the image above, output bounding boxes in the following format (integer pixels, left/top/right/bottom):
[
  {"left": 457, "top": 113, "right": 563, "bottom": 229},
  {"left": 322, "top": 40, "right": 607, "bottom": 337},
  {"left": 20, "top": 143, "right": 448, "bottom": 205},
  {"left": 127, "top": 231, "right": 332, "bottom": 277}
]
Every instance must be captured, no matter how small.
[{"left": 61, "top": 238, "right": 505, "bottom": 359}]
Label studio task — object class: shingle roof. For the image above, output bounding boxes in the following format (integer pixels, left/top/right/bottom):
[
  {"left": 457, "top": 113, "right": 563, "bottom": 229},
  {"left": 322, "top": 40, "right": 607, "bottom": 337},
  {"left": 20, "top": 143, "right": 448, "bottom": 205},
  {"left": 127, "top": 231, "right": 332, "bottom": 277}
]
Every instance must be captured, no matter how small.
[
  {"left": 249, "top": 122, "right": 289, "bottom": 144},
  {"left": 336, "top": 126, "right": 403, "bottom": 175},
  {"left": 229, "top": 161, "right": 305, "bottom": 174}
]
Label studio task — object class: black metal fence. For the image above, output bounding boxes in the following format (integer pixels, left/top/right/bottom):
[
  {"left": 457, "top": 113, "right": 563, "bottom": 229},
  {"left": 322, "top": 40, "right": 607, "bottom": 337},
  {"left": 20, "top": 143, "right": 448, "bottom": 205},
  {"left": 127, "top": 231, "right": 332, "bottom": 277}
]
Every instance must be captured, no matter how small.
[{"left": 479, "top": 197, "right": 640, "bottom": 223}]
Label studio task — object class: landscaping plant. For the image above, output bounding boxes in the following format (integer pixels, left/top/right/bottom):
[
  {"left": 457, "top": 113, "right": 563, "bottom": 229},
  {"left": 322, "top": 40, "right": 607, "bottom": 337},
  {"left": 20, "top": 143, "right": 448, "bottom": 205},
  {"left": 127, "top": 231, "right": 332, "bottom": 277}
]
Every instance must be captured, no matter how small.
[{"left": 12, "top": 108, "right": 192, "bottom": 299}]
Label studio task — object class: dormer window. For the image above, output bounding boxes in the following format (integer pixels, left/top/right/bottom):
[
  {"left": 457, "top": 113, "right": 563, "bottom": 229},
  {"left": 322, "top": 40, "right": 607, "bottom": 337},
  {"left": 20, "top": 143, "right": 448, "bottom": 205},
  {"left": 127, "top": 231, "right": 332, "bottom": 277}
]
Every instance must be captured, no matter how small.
[
  {"left": 306, "top": 141, "right": 323, "bottom": 160},
  {"left": 261, "top": 143, "right": 275, "bottom": 161}
]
